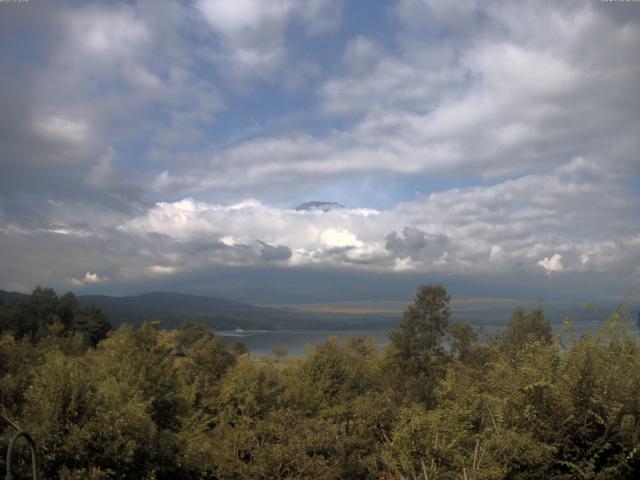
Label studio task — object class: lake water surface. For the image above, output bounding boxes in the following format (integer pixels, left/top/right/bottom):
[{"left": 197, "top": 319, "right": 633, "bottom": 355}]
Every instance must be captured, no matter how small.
[{"left": 217, "top": 318, "right": 614, "bottom": 357}]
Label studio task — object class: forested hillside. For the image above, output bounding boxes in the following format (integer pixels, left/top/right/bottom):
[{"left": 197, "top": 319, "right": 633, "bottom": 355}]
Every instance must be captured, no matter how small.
[
  {"left": 0, "top": 289, "right": 401, "bottom": 331},
  {"left": 1, "top": 285, "right": 639, "bottom": 479},
  {"left": 75, "top": 291, "right": 399, "bottom": 330}
]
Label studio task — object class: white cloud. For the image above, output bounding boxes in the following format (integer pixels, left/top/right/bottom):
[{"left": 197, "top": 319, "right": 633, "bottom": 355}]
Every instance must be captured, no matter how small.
[
  {"left": 197, "top": 0, "right": 292, "bottom": 34},
  {"left": 320, "top": 228, "right": 363, "bottom": 249},
  {"left": 34, "top": 115, "right": 88, "bottom": 144},
  {"left": 538, "top": 254, "right": 564, "bottom": 274},
  {"left": 220, "top": 235, "right": 236, "bottom": 246},
  {"left": 167, "top": 6, "right": 640, "bottom": 192},
  {"left": 68, "top": 271, "right": 109, "bottom": 287},
  {"left": 149, "top": 265, "right": 176, "bottom": 276},
  {"left": 2, "top": 154, "right": 638, "bottom": 296},
  {"left": 227, "top": 1, "right": 627, "bottom": 183},
  {"left": 69, "top": 6, "right": 149, "bottom": 58},
  {"left": 106, "top": 158, "right": 639, "bottom": 283},
  {"left": 196, "top": 0, "right": 342, "bottom": 78},
  {"left": 84, "top": 272, "right": 106, "bottom": 283},
  {"left": 19, "top": 0, "right": 223, "bottom": 179}
]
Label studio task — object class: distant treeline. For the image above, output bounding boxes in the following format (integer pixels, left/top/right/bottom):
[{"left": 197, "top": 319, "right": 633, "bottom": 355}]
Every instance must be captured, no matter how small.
[
  {"left": 0, "top": 287, "right": 111, "bottom": 346},
  {"left": 1, "top": 285, "right": 639, "bottom": 479}
]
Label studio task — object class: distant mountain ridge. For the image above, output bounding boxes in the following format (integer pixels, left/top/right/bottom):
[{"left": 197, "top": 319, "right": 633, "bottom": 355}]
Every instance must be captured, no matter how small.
[
  {"left": 0, "top": 289, "right": 399, "bottom": 331},
  {"left": 77, "top": 292, "right": 402, "bottom": 330},
  {"left": 0, "top": 290, "right": 29, "bottom": 302},
  {"left": 77, "top": 291, "right": 295, "bottom": 330}
]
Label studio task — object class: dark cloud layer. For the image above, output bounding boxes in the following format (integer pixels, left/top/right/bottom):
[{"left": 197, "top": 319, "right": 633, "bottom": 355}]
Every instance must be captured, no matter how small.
[
  {"left": 259, "top": 241, "right": 293, "bottom": 262},
  {"left": 385, "top": 227, "right": 449, "bottom": 261}
]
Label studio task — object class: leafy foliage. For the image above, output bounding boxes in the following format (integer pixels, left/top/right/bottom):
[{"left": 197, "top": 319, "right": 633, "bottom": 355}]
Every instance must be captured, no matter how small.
[
  {"left": 1, "top": 284, "right": 639, "bottom": 479},
  {"left": 0, "top": 287, "right": 112, "bottom": 345},
  {"left": 388, "top": 283, "right": 451, "bottom": 405}
]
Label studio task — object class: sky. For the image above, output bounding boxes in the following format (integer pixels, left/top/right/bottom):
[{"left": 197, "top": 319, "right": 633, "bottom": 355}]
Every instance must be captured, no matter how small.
[{"left": 0, "top": 0, "right": 639, "bottom": 303}]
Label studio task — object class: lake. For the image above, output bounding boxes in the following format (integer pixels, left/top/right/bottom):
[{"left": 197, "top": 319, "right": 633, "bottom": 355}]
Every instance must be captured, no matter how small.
[{"left": 216, "top": 317, "right": 617, "bottom": 357}]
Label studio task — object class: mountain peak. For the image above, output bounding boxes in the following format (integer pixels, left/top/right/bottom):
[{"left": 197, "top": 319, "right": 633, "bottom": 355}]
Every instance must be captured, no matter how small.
[{"left": 295, "top": 201, "right": 345, "bottom": 212}]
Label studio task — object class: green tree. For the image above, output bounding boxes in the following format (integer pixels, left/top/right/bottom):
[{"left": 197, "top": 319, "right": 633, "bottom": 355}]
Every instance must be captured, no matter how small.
[
  {"left": 72, "top": 305, "right": 111, "bottom": 346},
  {"left": 0, "top": 288, "right": 111, "bottom": 345},
  {"left": 448, "top": 322, "right": 478, "bottom": 362},
  {"left": 501, "top": 307, "right": 552, "bottom": 355},
  {"left": 388, "top": 283, "right": 451, "bottom": 404},
  {"left": 175, "top": 320, "right": 211, "bottom": 349}
]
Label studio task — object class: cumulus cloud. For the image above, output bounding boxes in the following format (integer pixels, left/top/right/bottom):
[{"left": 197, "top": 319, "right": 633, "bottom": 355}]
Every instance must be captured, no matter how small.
[
  {"left": 69, "top": 272, "right": 109, "bottom": 287},
  {"left": 538, "top": 254, "right": 564, "bottom": 274},
  {"left": 0, "top": 0, "right": 638, "bottom": 301},
  {"left": 149, "top": 158, "right": 639, "bottom": 277},
  {"left": 2, "top": 156, "right": 632, "bottom": 294},
  {"left": 320, "top": 228, "right": 363, "bottom": 249}
]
